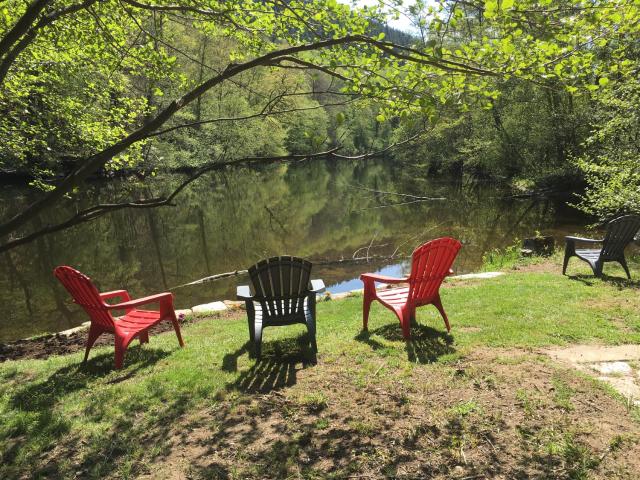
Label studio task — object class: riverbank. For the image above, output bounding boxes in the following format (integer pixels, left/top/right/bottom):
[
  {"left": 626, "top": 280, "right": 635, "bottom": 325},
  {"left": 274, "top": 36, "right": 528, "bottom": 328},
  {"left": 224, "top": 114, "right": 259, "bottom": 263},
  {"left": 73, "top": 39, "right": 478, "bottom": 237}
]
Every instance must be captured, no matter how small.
[
  {"left": 2, "top": 257, "right": 640, "bottom": 479},
  {"left": 0, "top": 162, "right": 588, "bottom": 343}
]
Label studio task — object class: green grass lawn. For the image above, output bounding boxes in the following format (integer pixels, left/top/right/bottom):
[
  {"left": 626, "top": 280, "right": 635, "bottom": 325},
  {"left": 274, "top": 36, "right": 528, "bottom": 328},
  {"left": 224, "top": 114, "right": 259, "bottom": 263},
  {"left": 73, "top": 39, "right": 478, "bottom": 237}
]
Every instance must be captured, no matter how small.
[{"left": 2, "top": 258, "right": 640, "bottom": 479}]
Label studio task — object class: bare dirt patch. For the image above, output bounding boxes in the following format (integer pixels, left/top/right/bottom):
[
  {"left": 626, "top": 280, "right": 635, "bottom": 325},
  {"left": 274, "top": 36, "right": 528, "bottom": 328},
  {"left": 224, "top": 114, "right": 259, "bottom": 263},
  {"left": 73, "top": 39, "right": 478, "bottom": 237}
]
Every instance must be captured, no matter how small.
[
  {"left": 511, "top": 258, "right": 560, "bottom": 274},
  {"left": 546, "top": 344, "right": 640, "bottom": 405},
  {"left": 142, "top": 349, "right": 640, "bottom": 480}
]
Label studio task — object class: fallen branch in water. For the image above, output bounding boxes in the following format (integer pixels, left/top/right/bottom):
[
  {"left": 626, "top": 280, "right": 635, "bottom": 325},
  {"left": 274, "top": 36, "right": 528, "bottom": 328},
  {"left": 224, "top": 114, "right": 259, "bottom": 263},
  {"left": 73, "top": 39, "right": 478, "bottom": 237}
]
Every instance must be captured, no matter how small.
[
  {"left": 171, "top": 269, "right": 249, "bottom": 289},
  {"left": 351, "top": 183, "right": 446, "bottom": 211},
  {"left": 169, "top": 253, "right": 409, "bottom": 290},
  {"left": 352, "top": 184, "right": 447, "bottom": 201}
]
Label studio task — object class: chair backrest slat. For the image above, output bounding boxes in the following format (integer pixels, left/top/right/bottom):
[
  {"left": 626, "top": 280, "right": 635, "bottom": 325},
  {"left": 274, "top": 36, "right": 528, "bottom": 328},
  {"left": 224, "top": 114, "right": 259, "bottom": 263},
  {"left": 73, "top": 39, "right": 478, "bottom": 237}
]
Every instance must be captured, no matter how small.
[
  {"left": 601, "top": 215, "right": 640, "bottom": 259},
  {"left": 248, "top": 256, "right": 312, "bottom": 319},
  {"left": 53, "top": 266, "right": 115, "bottom": 329},
  {"left": 408, "top": 238, "right": 462, "bottom": 303}
]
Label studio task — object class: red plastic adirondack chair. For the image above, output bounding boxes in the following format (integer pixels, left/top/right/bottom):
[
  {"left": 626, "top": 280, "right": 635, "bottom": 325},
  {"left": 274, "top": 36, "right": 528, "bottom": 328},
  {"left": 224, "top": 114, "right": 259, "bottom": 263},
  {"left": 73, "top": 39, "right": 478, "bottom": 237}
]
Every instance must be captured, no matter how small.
[
  {"left": 54, "top": 266, "right": 184, "bottom": 369},
  {"left": 361, "top": 237, "right": 462, "bottom": 339}
]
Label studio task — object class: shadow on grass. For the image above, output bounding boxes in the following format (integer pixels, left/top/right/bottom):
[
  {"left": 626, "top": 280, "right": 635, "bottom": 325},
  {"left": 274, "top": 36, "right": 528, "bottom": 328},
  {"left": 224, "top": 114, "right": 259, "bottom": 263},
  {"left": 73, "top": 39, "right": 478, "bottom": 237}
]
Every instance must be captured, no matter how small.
[
  {"left": 355, "top": 322, "right": 455, "bottom": 363},
  {"left": 223, "top": 334, "right": 316, "bottom": 394},
  {"left": 2, "top": 346, "right": 173, "bottom": 478},
  {"left": 567, "top": 273, "right": 640, "bottom": 290},
  {"left": 10, "top": 346, "right": 170, "bottom": 411}
]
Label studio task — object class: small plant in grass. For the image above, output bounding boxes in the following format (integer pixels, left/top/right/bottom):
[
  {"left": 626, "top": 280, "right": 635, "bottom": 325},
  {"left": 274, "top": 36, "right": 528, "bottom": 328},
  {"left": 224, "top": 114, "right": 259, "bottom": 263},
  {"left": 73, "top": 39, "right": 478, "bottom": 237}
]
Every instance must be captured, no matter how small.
[
  {"left": 552, "top": 375, "right": 575, "bottom": 412},
  {"left": 299, "top": 392, "right": 327, "bottom": 413},
  {"left": 545, "top": 432, "right": 601, "bottom": 480},
  {"left": 515, "top": 388, "right": 541, "bottom": 418},
  {"left": 481, "top": 242, "right": 522, "bottom": 271},
  {"left": 247, "top": 402, "right": 261, "bottom": 416},
  {"left": 349, "top": 420, "right": 377, "bottom": 436},
  {"left": 314, "top": 418, "right": 329, "bottom": 430},
  {"left": 449, "top": 400, "right": 481, "bottom": 418}
]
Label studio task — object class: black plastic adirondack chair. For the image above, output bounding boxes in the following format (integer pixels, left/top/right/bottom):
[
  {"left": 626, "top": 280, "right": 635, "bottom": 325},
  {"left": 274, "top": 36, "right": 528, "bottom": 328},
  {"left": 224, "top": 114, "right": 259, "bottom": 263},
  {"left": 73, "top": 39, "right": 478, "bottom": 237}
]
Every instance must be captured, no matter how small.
[
  {"left": 237, "top": 256, "right": 325, "bottom": 358},
  {"left": 563, "top": 215, "right": 640, "bottom": 279}
]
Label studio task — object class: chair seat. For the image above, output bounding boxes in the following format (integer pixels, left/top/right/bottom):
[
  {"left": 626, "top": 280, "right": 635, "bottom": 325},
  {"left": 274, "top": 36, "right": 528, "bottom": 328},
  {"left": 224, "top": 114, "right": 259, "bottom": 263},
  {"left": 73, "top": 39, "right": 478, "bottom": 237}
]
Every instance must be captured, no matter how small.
[
  {"left": 575, "top": 249, "right": 602, "bottom": 261},
  {"left": 376, "top": 287, "right": 410, "bottom": 309},
  {"left": 114, "top": 309, "right": 164, "bottom": 336},
  {"left": 253, "top": 298, "right": 311, "bottom": 326}
]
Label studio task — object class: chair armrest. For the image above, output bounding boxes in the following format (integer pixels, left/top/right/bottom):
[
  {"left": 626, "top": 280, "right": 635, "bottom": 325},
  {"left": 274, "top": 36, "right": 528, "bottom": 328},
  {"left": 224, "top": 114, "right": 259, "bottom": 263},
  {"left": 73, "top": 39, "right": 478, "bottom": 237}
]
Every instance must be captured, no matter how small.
[
  {"left": 310, "top": 279, "right": 325, "bottom": 294},
  {"left": 100, "top": 290, "right": 130, "bottom": 302},
  {"left": 565, "top": 236, "right": 603, "bottom": 244},
  {"left": 107, "top": 292, "right": 173, "bottom": 310},
  {"left": 237, "top": 285, "right": 253, "bottom": 300},
  {"left": 360, "top": 273, "right": 408, "bottom": 284}
]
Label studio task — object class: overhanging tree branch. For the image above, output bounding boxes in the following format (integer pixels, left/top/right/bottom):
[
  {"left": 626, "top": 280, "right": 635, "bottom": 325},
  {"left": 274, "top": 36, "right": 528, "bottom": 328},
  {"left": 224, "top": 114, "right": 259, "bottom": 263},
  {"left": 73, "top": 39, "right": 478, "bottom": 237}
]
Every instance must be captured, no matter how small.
[
  {"left": 0, "top": 0, "right": 52, "bottom": 58},
  {"left": 0, "top": 28, "right": 496, "bottom": 243},
  {"left": 0, "top": 128, "right": 431, "bottom": 252},
  {"left": 0, "top": 0, "right": 100, "bottom": 84},
  {"left": 0, "top": 35, "right": 362, "bottom": 238},
  {"left": 147, "top": 98, "right": 358, "bottom": 138}
]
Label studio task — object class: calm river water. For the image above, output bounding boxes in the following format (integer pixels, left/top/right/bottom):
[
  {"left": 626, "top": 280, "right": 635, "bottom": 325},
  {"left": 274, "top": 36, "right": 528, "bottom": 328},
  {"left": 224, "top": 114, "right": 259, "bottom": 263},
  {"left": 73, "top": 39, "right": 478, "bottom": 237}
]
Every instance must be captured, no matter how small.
[{"left": 0, "top": 159, "right": 589, "bottom": 341}]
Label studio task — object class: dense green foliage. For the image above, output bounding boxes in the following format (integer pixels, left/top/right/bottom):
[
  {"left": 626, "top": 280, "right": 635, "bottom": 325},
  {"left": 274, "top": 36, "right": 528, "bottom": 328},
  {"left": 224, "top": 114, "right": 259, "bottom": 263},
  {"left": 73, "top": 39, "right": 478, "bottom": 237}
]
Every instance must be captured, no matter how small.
[
  {"left": 575, "top": 81, "right": 640, "bottom": 220},
  {"left": 1, "top": 0, "right": 640, "bottom": 248}
]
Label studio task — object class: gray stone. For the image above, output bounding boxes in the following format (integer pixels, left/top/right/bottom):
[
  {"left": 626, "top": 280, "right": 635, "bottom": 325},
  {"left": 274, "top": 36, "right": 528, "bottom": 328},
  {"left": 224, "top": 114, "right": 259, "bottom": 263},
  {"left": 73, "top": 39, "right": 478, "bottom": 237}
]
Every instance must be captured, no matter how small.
[
  {"left": 451, "top": 272, "right": 504, "bottom": 280},
  {"left": 591, "top": 361, "right": 633, "bottom": 375},
  {"left": 58, "top": 323, "right": 90, "bottom": 336},
  {"left": 192, "top": 301, "right": 227, "bottom": 313}
]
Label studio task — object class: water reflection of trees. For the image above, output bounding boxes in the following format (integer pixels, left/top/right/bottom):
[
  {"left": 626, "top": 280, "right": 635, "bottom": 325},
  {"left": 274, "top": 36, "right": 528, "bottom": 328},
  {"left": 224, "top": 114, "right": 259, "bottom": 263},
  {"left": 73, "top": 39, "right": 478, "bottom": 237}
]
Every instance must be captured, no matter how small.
[{"left": 0, "top": 160, "right": 565, "bottom": 341}]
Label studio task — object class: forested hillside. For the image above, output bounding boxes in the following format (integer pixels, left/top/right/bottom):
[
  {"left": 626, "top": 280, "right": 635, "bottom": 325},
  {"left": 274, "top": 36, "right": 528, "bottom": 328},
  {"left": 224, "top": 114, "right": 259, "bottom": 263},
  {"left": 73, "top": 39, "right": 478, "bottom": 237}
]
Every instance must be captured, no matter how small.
[{"left": 1, "top": 0, "right": 639, "bottom": 252}]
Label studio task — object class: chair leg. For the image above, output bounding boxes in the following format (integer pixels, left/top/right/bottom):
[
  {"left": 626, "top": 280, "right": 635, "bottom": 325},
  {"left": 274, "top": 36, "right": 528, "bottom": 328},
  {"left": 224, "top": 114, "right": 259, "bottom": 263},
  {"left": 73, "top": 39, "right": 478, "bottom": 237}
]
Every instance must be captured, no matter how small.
[
  {"left": 620, "top": 257, "right": 632, "bottom": 279},
  {"left": 114, "top": 337, "right": 127, "bottom": 369},
  {"left": 307, "top": 296, "right": 318, "bottom": 353},
  {"left": 170, "top": 312, "right": 185, "bottom": 347},
  {"left": 362, "top": 293, "right": 374, "bottom": 331},
  {"left": 433, "top": 295, "right": 451, "bottom": 333},
  {"left": 246, "top": 301, "right": 255, "bottom": 343},
  {"left": 562, "top": 252, "right": 571, "bottom": 275},
  {"left": 563, "top": 239, "right": 577, "bottom": 276},
  {"left": 397, "top": 309, "right": 411, "bottom": 340},
  {"left": 401, "top": 317, "right": 411, "bottom": 340},
  {"left": 594, "top": 260, "right": 603, "bottom": 278},
  {"left": 253, "top": 323, "right": 263, "bottom": 359},
  {"left": 307, "top": 319, "right": 318, "bottom": 353},
  {"left": 83, "top": 324, "right": 102, "bottom": 363}
]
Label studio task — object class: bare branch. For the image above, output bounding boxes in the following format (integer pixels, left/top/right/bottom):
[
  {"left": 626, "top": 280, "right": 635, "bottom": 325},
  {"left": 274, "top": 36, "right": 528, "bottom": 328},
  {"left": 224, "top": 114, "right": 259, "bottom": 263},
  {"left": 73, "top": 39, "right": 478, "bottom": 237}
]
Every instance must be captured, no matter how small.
[
  {"left": 0, "top": 125, "right": 430, "bottom": 252},
  {"left": 267, "top": 56, "right": 350, "bottom": 81},
  {"left": 121, "top": 0, "right": 229, "bottom": 16},
  {"left": 147, "top": 99, "right": 357, "bottom": 138}
]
